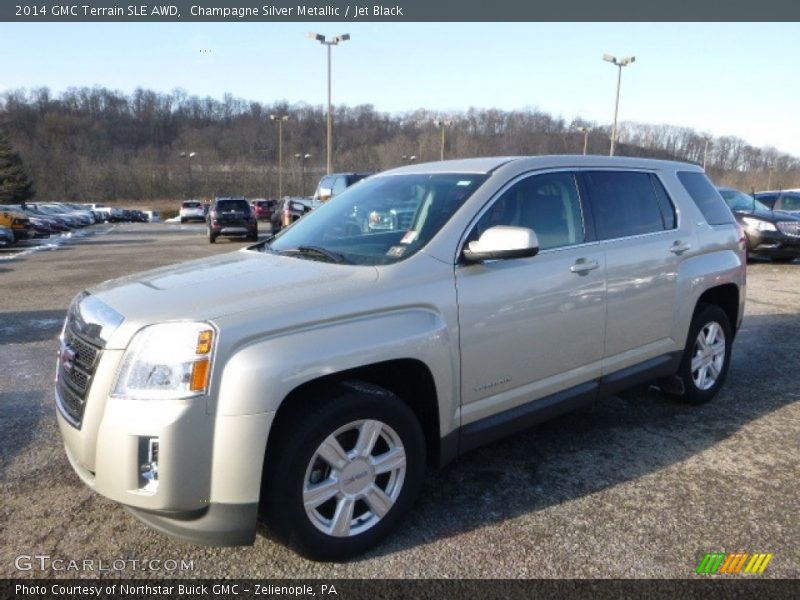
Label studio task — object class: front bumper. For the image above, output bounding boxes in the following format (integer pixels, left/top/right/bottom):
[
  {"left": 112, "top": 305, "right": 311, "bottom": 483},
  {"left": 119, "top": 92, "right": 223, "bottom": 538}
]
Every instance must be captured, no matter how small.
[
  {"left": 746, "top": 230, "right": 800, "bottom": 258},
  {"left": 58, "top": 391, "right": 274, "bottom": 546},
  {"left": 126, "top": 503, "right": 258, "bottom": 546}
]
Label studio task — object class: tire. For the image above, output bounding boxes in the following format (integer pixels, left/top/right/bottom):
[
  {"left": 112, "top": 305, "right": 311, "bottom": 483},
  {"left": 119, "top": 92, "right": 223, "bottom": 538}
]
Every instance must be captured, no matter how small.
[
  {"left": 669, "top": 304, "right": 733, "bottom": 405},
  {"left": 208, "top": 226, "right": 217, "bottom": 244},
  {"left": 261, "top": 381, "right": 426, "bottom": 561},
  {"left": 180, "top": 217, "right": 186, "bottom": 223}
]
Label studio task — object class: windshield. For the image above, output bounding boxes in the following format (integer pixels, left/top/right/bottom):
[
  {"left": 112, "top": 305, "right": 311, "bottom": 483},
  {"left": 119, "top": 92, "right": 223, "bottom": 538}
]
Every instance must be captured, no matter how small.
[
  {"left": 183, "top": 201, "right": 202, "bottom": 208},
  {"left": 269, "top": 173, "right": 487, "bottom": 265},
  {"left": 718, "top": 189, "right": 769, "bottom": 211}
]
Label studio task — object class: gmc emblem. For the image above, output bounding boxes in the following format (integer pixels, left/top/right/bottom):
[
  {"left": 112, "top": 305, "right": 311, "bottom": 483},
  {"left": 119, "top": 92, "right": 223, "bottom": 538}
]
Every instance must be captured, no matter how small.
[{"left": 60, "top": 343, "right": 77, "bottom": 373}]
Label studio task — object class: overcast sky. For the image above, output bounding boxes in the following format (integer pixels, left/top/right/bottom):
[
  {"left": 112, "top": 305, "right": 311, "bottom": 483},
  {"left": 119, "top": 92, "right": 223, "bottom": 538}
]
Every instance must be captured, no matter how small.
[{"left": 2, "top": 22, "right": 799, "bottom": 156}]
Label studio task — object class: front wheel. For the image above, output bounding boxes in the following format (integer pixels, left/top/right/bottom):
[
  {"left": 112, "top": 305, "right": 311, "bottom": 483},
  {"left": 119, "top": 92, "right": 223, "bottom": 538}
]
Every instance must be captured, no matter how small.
[
  {"left": 261, "top": 382, "right": 425, "bottom": 561},
  {"left": 669, "top": 304, "right": 733, "bottom": 405}
]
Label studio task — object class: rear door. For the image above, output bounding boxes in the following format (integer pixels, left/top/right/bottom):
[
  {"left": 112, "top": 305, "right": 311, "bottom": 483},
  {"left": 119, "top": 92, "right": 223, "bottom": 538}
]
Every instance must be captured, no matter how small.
[{"left": 580, "top": 170, "right": 687, "bottom": 373}]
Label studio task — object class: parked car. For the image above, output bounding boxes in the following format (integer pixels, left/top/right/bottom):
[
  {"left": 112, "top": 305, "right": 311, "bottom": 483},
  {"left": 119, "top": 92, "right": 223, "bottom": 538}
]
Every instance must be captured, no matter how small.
[
  {"left": 5, "top": 204, "right": 69, "bottom": 233},
  {"left": 717, "top": 186, "right": 800, "bottom": 262},
  {"left": 271, "top": 197, "right": 319, "bottom": 233},
  {"left": 207, "top": 197, "right": 257, "bottom": 243},
  {"left": 56, "top": 156, "right": 746, "bottom": 560},
  {"left": 0, "top": 224, "right": 15, "bottom": 246},
  {"left": 179, "top": 200, "right": 206, "bottom": 223},
  {"left": 0, "top": 206, "right": 32, "bottom": 241},
  {"left": 754, "top": 190, "right": 800, "bottom": 215},
  {"left": 252, "top": 199, "right": 277, "bottom": 221}
]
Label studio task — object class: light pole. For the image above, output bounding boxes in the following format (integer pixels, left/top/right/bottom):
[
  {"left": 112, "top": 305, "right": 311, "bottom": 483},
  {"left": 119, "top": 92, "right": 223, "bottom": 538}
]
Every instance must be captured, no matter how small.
[
  {"left": 602, "top": 54, "right": 635, "bottom": 156},
  {"left": 180, "top": 151, "right": 196, "bottom": 198},
  {"left": 433, "top": 120, "right": 452, "bottom": 161},
  {"left": 270, "top": 114, "right": 289, "bottom": 199},
  {"left": 308, "top": 32, "right": 350, "bottom": 175},
  {"left": 578, "top": 126, "right": 592, "bottom": 155},
  {"left": 295, "top": 153, "right": 312, "bottom": 196},
  {"left": 767, "top": 165, "right": 776, "bottom": 189},
  {"left": 702, "top": 134, "right": 712, "bottom": 170}
]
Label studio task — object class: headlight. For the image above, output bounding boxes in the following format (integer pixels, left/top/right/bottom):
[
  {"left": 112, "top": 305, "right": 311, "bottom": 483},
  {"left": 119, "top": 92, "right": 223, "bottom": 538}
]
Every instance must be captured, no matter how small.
[
  {"left": 113, "top": 322, "right": 216, "bottom": 400},
  {"left": 742, "top": 217, "right": 777, "bottom": 232}
]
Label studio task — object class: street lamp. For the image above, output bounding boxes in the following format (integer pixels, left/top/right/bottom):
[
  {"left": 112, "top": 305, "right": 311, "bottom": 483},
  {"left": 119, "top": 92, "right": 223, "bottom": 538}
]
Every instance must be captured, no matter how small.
[
  {"left": 433, "top": 120, "right": 452, "bottom": 161},
  {"left": 270, "top": 114, "right": 289, "bottom": 199},
  {"left": 308, "top": 32, "right": 350, "bottom": 175},
  {"left": 577, "top": 126, "right": 592, "bottom": 155},
  {"left": 702, "top": 134, "right": 712, "bottom": 170},
  {"left": 295, "top": 153, "right": 312, "bottom": 196},
  {"left": 602, "top": 53, "right": 635, "bottom": 156},
  {"left": 179, "top": 151, "right": 196, "bottom": 198}
]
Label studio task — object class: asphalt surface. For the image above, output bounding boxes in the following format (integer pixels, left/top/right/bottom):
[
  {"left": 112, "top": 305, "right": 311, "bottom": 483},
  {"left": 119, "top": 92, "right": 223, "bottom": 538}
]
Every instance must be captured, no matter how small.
[{"left": 0, "top": 222, "right": 798, "bottom": 579}]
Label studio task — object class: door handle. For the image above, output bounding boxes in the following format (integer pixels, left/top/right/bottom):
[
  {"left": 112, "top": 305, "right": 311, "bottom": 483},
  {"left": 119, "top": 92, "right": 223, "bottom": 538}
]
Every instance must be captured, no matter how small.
[
  {"left": 570, "top": 258, "right": 600, "bottom": 274},
  {"left": 670, "top": 241, "right": 692, "bottom": 254}
]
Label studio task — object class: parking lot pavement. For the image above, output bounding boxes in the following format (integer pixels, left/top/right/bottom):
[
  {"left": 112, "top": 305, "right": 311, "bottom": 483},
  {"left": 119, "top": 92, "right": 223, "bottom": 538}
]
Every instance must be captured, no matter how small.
[{"left": 0, "top": 223, "right": 798, "bottom": 578}]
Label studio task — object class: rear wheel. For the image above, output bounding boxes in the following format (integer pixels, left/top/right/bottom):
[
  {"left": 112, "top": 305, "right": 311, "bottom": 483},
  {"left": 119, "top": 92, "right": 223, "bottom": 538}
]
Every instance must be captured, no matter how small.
[
  {"left": 668, "top": 304, "right": 732, "bottom": 405},
  {"left": 261, "top": 382, "right": 425, "bottom": 561},
  {"left": 208, "top": 226, "right": 217, "bottom": 244}
]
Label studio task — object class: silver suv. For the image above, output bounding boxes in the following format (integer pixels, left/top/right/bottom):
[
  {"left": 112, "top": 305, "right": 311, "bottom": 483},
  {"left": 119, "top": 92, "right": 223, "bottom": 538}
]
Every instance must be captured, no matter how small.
[{"left": 55, "top": 156, "right": 745, "bottom": 560}]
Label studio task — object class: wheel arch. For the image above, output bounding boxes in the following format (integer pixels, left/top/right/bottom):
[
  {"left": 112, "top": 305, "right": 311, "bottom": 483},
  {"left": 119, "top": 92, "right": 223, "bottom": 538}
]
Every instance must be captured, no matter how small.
[
  {"left": 697, "top": 283, "right": 740, "bottom": 336},
  {"left": 264, "top": 358, "right": 443, "bottom": 471}
]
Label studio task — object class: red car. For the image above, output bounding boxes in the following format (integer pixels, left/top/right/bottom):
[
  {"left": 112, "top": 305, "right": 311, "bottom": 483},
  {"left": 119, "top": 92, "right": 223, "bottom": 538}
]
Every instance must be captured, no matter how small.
[{"left": 252, "top": 199, "right": 277, "bottom": 221}]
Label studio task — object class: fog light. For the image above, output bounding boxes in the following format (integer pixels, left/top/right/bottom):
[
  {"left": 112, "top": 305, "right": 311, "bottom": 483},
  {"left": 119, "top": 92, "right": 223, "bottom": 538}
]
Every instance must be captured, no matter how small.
[{"left": 139, "top": 437, "right": 159, "bottom": 493}]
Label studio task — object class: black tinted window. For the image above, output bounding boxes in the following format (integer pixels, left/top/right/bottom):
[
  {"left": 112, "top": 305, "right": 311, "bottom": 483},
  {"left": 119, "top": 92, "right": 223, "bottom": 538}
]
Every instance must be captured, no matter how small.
[
  {"left": 677, "top": 172, "right": 735, "bottom": 225},
  {"left": 584, "top": 171, "right": 670, "bottom": 240}
]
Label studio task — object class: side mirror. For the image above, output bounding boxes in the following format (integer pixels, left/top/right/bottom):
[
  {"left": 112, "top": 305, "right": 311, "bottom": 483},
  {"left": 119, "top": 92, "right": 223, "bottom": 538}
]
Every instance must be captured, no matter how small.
[
  {"left": 319, "top": 187, "right": 333, "bottom": 202},
  {"left": 462, "top": 226, "right": 539, "bottom": 263}
]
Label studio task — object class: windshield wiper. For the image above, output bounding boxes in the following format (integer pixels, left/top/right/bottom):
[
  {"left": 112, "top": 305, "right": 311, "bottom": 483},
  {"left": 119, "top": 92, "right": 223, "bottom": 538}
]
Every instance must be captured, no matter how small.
[{"left": 280, "top": 245, "right": 349, "bottom": 264}]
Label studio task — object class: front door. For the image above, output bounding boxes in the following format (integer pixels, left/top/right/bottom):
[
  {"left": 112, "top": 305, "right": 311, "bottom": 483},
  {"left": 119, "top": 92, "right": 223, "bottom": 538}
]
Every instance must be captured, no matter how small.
[{"left": 455, "top": 171, "right": 606, "bottom": 426}]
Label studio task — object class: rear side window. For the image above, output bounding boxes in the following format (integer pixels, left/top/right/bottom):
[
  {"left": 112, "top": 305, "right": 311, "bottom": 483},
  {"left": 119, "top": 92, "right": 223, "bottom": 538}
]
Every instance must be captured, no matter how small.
[
  {"left": 584, "top": 171, "right": 674, "bottom": 240},
  {"left": 677, "top": 172, "right": 735, "bottom": 225}
]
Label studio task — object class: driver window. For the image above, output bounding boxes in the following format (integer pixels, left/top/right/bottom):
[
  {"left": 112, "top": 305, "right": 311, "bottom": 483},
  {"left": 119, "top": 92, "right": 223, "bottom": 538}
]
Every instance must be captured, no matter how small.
[{"left": 472, "top": 172, "right": 585, "bottom": 250}]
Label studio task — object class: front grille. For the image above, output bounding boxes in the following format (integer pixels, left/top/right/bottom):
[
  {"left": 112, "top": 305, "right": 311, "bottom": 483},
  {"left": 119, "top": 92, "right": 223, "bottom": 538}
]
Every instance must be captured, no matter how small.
[
  {"left": 56, "top": 318, "right": 104, "bottom": 429},
  {"left": 777, "top": 221, "right": 800, "bottom": 237}
]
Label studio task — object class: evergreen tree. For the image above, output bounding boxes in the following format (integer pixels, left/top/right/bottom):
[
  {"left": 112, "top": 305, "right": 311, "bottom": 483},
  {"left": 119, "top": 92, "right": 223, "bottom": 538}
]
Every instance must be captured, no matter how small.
[{"left": 0, "top": 129, "right": 34, "bottom": 204}]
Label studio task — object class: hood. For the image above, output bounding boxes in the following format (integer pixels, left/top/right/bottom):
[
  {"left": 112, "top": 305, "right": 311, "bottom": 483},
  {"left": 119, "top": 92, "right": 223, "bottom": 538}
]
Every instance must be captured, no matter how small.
[{"left": 89, "top": 248, "right": 379, "bottom": 348}]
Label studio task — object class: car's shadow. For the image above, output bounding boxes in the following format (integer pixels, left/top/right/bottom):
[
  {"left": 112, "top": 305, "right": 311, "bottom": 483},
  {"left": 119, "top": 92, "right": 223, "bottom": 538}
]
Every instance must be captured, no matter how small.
[{"left": 318, "top": 311, "right": 797, "bottom": 559}]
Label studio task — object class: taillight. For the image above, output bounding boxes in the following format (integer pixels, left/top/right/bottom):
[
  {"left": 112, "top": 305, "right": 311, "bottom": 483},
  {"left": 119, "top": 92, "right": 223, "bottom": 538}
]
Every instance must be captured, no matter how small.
[{"left": 736, "top": 223, "right": 747, "bottom": 252}]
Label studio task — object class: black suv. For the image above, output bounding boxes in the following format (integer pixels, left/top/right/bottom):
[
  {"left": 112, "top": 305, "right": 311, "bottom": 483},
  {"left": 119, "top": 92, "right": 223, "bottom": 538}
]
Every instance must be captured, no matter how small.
[
  {"left": 207, "top": 197, "right": 258, "bottom": 244},
  {"left": 717, "top": 186, "right": 800, "bottom": 262}
]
